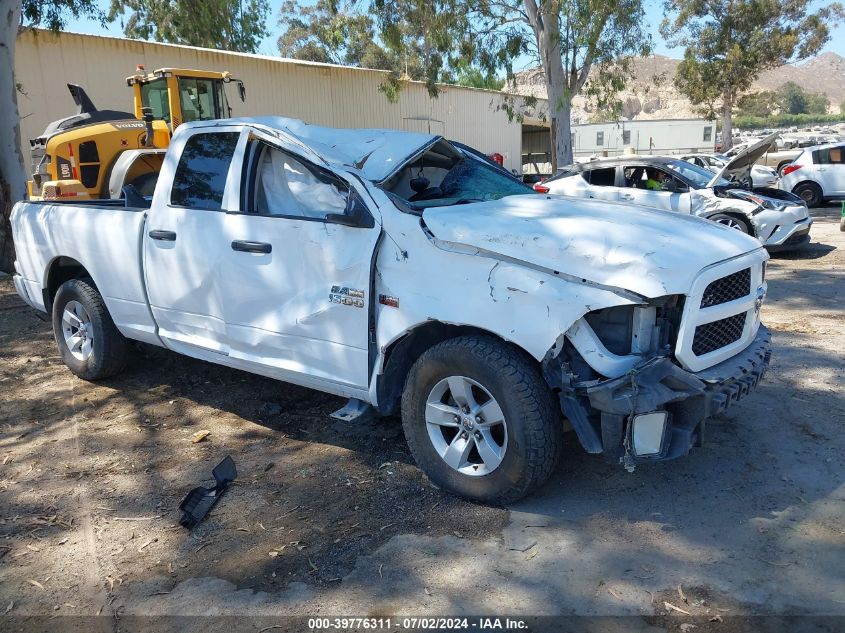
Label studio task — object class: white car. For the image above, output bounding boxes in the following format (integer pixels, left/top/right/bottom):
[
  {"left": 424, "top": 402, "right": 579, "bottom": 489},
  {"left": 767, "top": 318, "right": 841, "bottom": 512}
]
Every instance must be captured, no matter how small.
[
  {"left": 778, "top": 142, "right": 845, "bottom": 208},
  {"left": 681, "top": 153, "right": 778, "bottom": 188},
  {"left": 540, "top": 136, "right": 813, "bottom": 251},
  {"left": 12, "top": 117, "right": 773, "bottom": 503}
]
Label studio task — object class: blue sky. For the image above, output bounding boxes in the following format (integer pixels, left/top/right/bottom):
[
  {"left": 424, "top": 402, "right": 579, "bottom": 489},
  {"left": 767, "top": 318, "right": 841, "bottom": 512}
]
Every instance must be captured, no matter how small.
[{"left": 62, "top": 0, "right": 845, "bottom": 68}]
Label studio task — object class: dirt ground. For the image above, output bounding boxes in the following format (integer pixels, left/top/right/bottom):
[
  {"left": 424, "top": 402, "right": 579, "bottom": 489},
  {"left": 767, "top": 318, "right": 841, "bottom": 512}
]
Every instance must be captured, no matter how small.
[{"left": 1, "top": 204, "right": 843, "bottom": 632}]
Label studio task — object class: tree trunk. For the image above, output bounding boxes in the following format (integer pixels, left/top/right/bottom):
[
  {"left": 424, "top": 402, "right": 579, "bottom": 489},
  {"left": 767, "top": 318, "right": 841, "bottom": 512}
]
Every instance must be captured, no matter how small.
[
  {"left": 544, "top": 60, "right": 573, "bottom": 168},
  {"left": 0, "top": 3, "right": 24, "bottom": 274},
  {"left": 721, "top": 93, "right": 734, "bottom": 152},
  {"left": 525, "top": 0, "right": 573, "bottom": 170}
]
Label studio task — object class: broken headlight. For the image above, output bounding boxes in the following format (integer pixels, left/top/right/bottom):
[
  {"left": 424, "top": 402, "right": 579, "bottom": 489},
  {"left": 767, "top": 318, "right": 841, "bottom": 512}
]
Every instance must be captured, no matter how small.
[{"left": 583, "top": 295, "right": 685, "bottom": 357}]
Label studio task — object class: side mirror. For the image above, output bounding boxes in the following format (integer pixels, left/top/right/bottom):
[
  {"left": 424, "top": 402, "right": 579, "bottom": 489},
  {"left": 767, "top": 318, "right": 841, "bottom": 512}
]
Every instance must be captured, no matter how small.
[{"left": 325, "top": 191, "right": 375, "bottom": 229}]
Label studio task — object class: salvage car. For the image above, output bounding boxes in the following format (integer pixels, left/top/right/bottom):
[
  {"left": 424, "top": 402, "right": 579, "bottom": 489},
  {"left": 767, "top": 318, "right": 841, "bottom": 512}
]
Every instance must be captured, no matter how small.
[
  {"left": 778, "top": 142, "right": 845, "bottom": 208},
  {"left": 681, "top": 153, "right": 778, "bottom": 188},
  {"left": 12, "top": 117, "right": 772, "bottom": 503},
  {"left": 540, "top": 135, "right": 812, "bottom": 251}
]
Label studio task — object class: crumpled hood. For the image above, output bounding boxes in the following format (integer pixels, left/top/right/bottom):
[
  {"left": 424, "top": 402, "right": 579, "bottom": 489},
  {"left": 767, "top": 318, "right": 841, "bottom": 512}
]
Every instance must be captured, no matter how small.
[{"left": 422, "top": 195, "right": 763, "bottom": 298}]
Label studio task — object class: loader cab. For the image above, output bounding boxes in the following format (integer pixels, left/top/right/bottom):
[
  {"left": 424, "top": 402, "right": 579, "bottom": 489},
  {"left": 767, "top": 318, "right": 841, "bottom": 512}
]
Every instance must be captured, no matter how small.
[{"left": 128, "top": 68, "right": 246, "bottom": 131}]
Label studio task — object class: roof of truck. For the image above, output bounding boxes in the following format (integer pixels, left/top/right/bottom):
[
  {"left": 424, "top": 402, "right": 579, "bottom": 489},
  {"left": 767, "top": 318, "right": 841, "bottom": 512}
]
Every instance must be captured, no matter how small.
[{"left": 238, "top": 117, "right": 439, "bottom": 182}]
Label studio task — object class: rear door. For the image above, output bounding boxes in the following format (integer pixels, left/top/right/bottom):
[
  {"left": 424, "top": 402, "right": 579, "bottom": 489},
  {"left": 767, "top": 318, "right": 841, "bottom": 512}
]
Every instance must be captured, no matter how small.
[
  {"left": 813, "top": 145, "right": 845, "bottom": 196},
  {"left": 143, "top": 126, "right": 242, "bottom": 354},
  {"left": 220, "top": 129, "right": 381, "bottom": 392},
  {"left": 581, "top": 166, "right": 621, "bottom": 201}
]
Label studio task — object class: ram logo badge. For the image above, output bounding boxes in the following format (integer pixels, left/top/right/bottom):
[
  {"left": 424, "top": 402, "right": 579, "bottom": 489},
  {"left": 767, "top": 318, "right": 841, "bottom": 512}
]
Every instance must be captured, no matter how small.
[{"left": 330, "top": 285, "right": 365, "bottom": 308}]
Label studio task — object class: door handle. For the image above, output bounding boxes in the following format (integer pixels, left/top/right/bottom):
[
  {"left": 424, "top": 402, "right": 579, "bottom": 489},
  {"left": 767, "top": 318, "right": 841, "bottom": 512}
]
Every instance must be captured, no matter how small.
[
  {"left": 621, "top": 194, "right": 634, "bottom": 200},
  {"left": 148, "top": 229, "right": 176, "bottom": 241},
  {"left": 231, "top": 240, "right": 272, "bottom": 254}
]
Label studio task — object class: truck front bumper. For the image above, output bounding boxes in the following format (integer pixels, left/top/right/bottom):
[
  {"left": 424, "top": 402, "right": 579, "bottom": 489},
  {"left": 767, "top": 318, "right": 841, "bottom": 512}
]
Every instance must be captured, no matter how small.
[{"left": 564, "top": 325, "right": 772, "bottom": 467}]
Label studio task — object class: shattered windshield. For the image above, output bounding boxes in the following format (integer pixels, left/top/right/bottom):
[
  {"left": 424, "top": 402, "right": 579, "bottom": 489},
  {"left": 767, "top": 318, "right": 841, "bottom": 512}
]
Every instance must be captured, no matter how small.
[
  {"left": 665, "top": 159, "right": 729, "bottom": 189},
  {"left": 381, "top": 139, "right": 533, "bottom": 209}
]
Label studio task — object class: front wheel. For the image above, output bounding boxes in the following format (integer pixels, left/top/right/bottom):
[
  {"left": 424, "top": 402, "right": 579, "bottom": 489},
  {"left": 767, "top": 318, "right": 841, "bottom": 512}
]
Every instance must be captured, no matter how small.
[
  {"left": 710, "top": 213, "right": 751, "bottom": 234},
  {"left": 401, "top": 336, "right": 562, "bottom": 504},
  {"left": 52, "top": 278, "right": 130, "bottom": 380}
]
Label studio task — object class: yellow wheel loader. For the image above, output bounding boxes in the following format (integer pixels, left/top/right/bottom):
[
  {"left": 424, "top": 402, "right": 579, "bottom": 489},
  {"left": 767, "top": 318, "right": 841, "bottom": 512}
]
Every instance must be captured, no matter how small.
[{"left": 28, "top": 67, "right": 246, "bottom": 201}]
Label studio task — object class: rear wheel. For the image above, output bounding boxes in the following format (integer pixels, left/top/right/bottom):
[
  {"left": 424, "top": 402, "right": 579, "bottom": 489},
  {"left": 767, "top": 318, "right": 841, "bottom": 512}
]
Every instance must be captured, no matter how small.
[
  {"left": 710, "top": 213, "right": 750, "bottom": 234},
  {"left": 52, "top": 278, "right": 130, "bottom": 380},
  {"left": 792, "top": 182, "right": 822, "bottom": 208},
  {"left": 401, "top": 336, "right": 562, "bottom": 504}
]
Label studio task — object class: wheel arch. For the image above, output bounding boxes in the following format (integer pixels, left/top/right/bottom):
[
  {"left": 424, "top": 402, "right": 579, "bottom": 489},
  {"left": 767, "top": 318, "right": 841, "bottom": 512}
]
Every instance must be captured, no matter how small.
[
  {"left": 790, "top": 179, "right": 823, "bottom": 195},
  {"left": 43, "top": 256, "right": 97, "bottom": 315},
  {"left": 703, "top": 210, "right": 754, "bottom": 236},
  {"left": 374, "top": 321, "right": 537, "bottom": 416}
]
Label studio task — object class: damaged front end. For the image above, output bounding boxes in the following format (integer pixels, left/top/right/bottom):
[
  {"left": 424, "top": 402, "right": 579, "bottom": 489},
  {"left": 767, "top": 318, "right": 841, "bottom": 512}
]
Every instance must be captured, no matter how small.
[{"left": 543, "top": 293, "right": 772, "bottom": 471}]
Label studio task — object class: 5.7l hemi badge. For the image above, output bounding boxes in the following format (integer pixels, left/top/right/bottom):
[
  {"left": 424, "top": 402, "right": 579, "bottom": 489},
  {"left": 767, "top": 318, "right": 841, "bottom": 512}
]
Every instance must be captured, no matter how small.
[{"left": 330, "top": 285, "right": 365, "bottom": 308}]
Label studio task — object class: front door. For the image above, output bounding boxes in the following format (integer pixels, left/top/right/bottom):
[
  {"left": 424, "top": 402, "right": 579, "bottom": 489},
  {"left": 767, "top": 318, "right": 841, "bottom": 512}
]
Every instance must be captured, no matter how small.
[
  {"left": 620, "top": 165, "right": 691, "bottom": 213},
  {"left": 220, "top": 130, "right": 381, "bottom": 392},
  {"left": 143, "top": 127, "right": 242, "bottom": 354}
]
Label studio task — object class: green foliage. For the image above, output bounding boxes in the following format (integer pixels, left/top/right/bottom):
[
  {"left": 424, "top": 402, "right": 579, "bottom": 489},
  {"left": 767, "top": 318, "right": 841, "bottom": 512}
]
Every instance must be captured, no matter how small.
[
  {"left": 736, "top": 91, "right": 778, "bottom": 118},
  {"left": 108, "top": 0, "right": 270, "bottom": 53},
  {"left": 805, "top": 91, "right": 830, "bottom": 115},
  {"left": 734, "top": 112, "right": 845, "bottom": 130},
  {"left": 454, "top": 66, "right": 505, "bottom": 91},
  {"left": 779, "top": 82, "right": 808, "bottom": 115},
  {"left": 278, "top": 0, "right": 389, "bottom": 67},
  {"left": 20, "top": 0, "right": 105, "bottom": 30},
  {"left": 661, "top": 0, "right": 844, "bottom": 127}
]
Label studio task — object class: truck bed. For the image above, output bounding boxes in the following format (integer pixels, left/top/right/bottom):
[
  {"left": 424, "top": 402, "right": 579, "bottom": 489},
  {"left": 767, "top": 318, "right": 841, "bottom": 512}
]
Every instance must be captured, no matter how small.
[{"left": 11, "top": 199, "right": 158, "bottom": 343}]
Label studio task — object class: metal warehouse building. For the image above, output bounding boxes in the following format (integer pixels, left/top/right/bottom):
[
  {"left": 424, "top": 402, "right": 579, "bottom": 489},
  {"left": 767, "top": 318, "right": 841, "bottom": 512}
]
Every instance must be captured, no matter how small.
[{"left": 14, "top": 29, "right": 715, "bottom": 177}]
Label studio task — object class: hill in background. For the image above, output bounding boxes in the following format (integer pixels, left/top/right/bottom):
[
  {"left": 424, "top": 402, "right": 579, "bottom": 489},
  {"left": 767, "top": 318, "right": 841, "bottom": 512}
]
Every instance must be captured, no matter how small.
[{"left": 511, "top": 52, "right": 845, "bottom": 123}]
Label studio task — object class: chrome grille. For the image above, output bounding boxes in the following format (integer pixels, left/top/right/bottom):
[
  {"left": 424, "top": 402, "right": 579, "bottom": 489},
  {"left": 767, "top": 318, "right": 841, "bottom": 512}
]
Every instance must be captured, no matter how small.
[
  {"left": 700, "top": 268, "right": 751, "bottom": 308},
  {"left": 692, "top": 313, "right": 747, "bottom": 356}
]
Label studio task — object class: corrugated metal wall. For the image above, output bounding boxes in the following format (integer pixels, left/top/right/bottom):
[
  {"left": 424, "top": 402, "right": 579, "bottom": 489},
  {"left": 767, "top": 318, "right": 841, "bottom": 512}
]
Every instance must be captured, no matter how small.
[{"left": 14, "top": 29, "right": 527, "bottom": 173}]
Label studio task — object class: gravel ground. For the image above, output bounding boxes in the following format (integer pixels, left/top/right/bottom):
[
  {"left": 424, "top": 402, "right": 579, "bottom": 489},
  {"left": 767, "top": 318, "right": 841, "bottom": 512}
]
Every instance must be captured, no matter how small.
[{"left": 1, "top": 204, "right": 842, "bottom": 632}]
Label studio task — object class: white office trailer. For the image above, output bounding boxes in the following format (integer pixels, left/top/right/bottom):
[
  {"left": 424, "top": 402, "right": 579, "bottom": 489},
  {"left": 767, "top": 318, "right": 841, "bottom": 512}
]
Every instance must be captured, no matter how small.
[
  {"left": 13, "top": 29, "right": 714, "bottom": 179},
  {"left": 522, "top": 119, "right": 718, "bottom": 174}
]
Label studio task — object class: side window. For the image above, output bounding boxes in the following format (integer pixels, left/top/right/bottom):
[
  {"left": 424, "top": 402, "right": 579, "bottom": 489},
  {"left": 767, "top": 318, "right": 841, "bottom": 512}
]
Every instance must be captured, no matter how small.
[
  {"left": 596, "top": 131, "right": 604, "bottom": 146},
  {"left": 815, "top": 147, "right": 845, "bottom": 164},
  {"left": 170, "top": 132, "right": 240, "bottom": 210},
  {"left": 178, "top": 77, "right": 217, "bottom": 122},
  {"left": 249, "top": 142, "right": 348, "bottom": 219},
  {"left": 703, "top": 126, "right": 713, "bottom": 142},
  {"left": 586, "top": 167, "right": 616, "bottom": 186},
  {"left": 623, "top": 166, "right": 684, "bottom": 190}
]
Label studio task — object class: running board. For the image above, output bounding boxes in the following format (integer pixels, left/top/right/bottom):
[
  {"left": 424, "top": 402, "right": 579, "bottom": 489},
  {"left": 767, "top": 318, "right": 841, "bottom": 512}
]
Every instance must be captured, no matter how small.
[{"left": 330, "top": 398, "right": 373, "bottom": 422}]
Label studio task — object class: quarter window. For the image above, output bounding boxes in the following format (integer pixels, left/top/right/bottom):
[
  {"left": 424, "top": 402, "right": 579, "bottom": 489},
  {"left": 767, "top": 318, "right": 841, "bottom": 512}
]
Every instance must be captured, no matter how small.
[
  {"left": 586, "top": 167, "right": 616, "bottom": 186},
  {"left": 249, "top": 142, "right": 348, "bottom": 219},
  {"left": 170, "top": 132, "right": 240, "bottom": 210}
]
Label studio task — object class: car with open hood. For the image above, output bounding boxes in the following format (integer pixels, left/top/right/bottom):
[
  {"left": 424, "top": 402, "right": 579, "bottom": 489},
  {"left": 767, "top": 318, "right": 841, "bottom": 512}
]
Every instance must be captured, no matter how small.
[
  {"left": 11, "top": 117, "right": 772, "bottom": 503},
  {"left": 540, "top": 134, "right": 812, "bottom": 251}
]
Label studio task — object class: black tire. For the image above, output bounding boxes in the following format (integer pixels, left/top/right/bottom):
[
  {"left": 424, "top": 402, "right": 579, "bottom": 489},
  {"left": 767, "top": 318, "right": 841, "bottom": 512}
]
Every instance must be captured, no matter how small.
[
  {"left": 709, "top": 213, "right": 751, "bottom": 234},
  {"left": 401, "top": 335, "right": 562, "bottom": 504},
  {"left": 792, "top": 182, "right": 822, "bottom": 208},
  {"left": 52, "top": 278, "right": 130, "bottom": 380}
]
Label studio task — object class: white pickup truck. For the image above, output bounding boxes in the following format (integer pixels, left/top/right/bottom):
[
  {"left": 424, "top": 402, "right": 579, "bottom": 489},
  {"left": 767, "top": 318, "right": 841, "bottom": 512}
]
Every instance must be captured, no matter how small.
[{"left": 11, "top": 117, "right": 772, "bottom": 503}]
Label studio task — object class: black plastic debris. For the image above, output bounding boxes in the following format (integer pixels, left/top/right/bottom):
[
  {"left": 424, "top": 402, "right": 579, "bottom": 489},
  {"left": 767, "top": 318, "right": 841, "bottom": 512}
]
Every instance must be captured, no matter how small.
[{"left": 179, "top": 455, "right": 237, "bottom": 529}]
